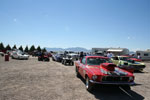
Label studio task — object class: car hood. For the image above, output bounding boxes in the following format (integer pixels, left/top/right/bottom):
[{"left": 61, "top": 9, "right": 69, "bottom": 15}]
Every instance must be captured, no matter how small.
[
  {"left": 87, "top": 65, "right": 101, "bottom": 75},
  {"left": 87, "top": 63, "right": 132, "bottom": 76},
  {"left": 120, "top": 60, "right": 145, "bottom": 65}
]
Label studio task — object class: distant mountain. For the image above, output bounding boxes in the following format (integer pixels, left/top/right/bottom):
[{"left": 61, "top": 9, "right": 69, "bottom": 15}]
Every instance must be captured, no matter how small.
[
  {"left": 45, "top": 47, "right": 91, "bottom": 52},
  {"left": 45, "top": 48, "right": 64, "bottom": 52}
]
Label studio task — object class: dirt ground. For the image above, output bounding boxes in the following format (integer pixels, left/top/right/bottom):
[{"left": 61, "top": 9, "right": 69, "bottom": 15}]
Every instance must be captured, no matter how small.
[{"left": 0, "top": 56, "right": 150, "bottom": 100}]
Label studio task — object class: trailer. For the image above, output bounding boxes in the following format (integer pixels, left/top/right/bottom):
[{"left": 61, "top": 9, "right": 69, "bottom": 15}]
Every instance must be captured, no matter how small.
[
  {"left": 92, "top": 48, "right": 129, "bottom": 56},
  {"left": 136, "top": 50, "right": 150, "bottom": 61}
]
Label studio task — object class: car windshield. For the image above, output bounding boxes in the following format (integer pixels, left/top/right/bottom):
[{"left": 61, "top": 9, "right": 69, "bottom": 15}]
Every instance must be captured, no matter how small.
[
  {"left": 18, "top": 51, "right": 23, "bottom": 55},
  {"left": 87, "top": 58, "right": 112, "bottom": 65},
  {"left": 120, "top": 57, "right": 129, "bottom": 61}
]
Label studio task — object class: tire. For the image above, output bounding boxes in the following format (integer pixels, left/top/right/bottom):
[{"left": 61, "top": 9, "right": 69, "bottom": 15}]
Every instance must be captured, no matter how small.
[
  {"left": 139, "top": 69, "right": 143, "bottom": 72},
  {"left": 76, "top": 67, "right": 80, "bottom": 78},
  {"left": 121, "top": 85, "right": 131, "bottom": 90},
  {"left": 85, "top": 77, "right": 94, "bottom": 92},
  {"left": 71, "top": 62, "right": 74, "bottom": 66},
  {"left": 12, "top": 56, "right": 14, "bottom": 59},
  {"left": 64, "top": 61, "right": 67, "bottom": 65},
  {"left": 62, "top": 60, "right": 64, "bottom": 64}
]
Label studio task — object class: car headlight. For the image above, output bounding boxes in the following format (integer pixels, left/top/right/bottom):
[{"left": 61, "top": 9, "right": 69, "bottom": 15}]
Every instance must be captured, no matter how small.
[{"left": 92, "top": 75, "right": 97, "bottom": 80}]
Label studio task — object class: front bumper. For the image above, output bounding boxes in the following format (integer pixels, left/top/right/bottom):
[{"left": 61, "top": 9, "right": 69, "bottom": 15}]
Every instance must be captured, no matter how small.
[
  {"left": 19, "top": 56, "right": 29, "bottom": 59},
  {"left": 89, "top": 80, "right": 135, "bottom": 85}
]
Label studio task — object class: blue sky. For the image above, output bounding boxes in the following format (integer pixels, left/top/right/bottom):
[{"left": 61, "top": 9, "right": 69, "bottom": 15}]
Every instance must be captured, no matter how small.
[{"left": 0, "top": 0, "right": 150, "bottom": 51}]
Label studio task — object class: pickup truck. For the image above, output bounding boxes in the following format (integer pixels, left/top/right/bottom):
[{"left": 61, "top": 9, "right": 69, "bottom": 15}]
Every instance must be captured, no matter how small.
[{"left": 74, "top": 56, "right": 135, "bottom": 92}]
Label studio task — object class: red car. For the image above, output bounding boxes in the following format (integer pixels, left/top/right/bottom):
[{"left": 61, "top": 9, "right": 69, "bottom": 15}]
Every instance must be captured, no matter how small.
[
  {"left": 122, "top": 55, "right": 142, "bottom": 62},
  {"left": 75, "top": 56, "right": 135, "bottom": 91}
]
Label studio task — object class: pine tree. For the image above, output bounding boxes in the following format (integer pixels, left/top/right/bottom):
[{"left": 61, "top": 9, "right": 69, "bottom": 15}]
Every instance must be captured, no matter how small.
[
  {"left": 5, "top": 44, "right": 11, "bottom": 50},
  {"left": 42, "top": 48, "right": 47, "bottom": 52},
  {"left": 30, "top": 45, "right": 35, "bottom": 52},
  {"left": 37, "top": 46, "right": 41, "bottom": 52},
  {"left": 12, "top": 45, "right": 17, "bottom": 50},
  {"left": 0, "top": 42, "right": 5, "bottom": 51},
  {"left": 19, "top": 45, "right": 23, "bottom": 51},
  {"left": 24, "top": 45, "right": 29, "bottom": 53}
]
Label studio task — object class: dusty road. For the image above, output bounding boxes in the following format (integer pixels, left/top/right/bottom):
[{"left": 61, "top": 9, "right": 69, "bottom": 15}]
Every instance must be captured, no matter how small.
[{"left": 0, "top": 56, "right": 150, "bottom": 100}]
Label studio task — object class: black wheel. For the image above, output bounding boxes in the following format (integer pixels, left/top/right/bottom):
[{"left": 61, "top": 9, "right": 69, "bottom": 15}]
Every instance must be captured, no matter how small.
[
  {"left": 71, "top": 62, "right": 74, "bottom": 66},
  {"left": 64, "top": 61, "right": 67, "bottom": 65},
  {"left": 46, "top": 59, "right": 50, "bottom": 62},
  {"left": 121, "top": 85, "right": 131, "bottom": 90},
  {"left": 139, "top": 69, "right": 143, "bottom": 72},
  {"left": 62, "top": 60, "right": 64, "bottom": 64},
  {"left": 85, "top": 77, "right": 94, "bottom": 92},
  {"left": 76, "top": 67, "right": 80, "bottom": 78}
]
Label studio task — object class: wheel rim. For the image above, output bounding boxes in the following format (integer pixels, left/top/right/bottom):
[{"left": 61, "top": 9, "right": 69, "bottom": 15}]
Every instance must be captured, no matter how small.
[{"left": 86, "top": 78, "right": 89, "bottom": 89}]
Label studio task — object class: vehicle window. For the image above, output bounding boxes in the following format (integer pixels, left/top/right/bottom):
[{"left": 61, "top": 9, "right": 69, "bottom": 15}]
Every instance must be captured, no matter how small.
[
  {"left": 137, "top": 53, "right": 141, "bottom": 55},
  {"left": 87, "top": 58, "right": 112, "bottom": 65},
  {"left": 82, "top": 57, "right": 86, "bottom": 64},
  {"left": 113, "top": 57, "right": 118, "bottom": 60},
  {"left": 144, "top": 53, "right": 149, "bottom": 56},
  {"left": 120, "top": 57, "right": 128, "bottom": 61}
]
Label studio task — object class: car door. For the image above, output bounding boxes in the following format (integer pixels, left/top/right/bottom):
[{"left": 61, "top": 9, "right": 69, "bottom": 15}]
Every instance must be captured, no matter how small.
[
  {"left": 112, "top": 57, "right": 119, "bottom": 65},
  {"left": 79, "top": 57, "right": 86, "bottom": 78}
]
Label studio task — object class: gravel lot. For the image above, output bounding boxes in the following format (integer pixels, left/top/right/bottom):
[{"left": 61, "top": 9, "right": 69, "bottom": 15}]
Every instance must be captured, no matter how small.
[{"left": 0, "top": 56, "right": 150, "bottom": 100}]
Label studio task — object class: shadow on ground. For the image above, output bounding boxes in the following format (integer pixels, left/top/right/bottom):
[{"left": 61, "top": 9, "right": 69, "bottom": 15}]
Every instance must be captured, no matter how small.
[
  {"left": 91, "top": 86, "right": 144, "bottom": 100},
  {"left": 79, "top": 77, "right": 144, "bottom": 100}
]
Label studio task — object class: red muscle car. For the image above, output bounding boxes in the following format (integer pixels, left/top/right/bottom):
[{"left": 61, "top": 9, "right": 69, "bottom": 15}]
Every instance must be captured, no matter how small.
[{"left": 75, "top": 56, "right": 135, "bottom": 91}]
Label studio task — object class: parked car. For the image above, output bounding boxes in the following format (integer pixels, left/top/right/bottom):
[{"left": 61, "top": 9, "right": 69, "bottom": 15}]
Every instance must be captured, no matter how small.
[
  {"left": 12, "top": 50, "right": 29, "bottom": 60},
  {"left": 38, "top": 55, "right": 49, "bottom": 61},
  {"left": 111, "top": 56, "right": 146, "bottom": 72},
  {"left": 122, "top": 55, "right": 142, "bottom": 62},
  {"left": 61, "top": 53, "right": 78, "bottom": 65},
  {"left": 0, "top": 52, "right": 4, "bottom": 56},
  {"left": 129, "top": 57, "right": 142, "bottom": 62},
  {"left": 52, "top": 53, "right": 63, "bottom": 62},
  {"left": 75, "top": 56, "right": 135, "bottom": 92}
]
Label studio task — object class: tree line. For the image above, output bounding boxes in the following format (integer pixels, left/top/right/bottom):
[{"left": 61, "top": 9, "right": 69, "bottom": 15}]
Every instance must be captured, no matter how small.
[{"left": 0, "top": 42, "right": 46, "bottom": 53}]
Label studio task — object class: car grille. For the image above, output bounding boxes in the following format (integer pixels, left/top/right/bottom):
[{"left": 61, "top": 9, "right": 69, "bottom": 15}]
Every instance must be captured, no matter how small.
[{"left": 102, "top": 76, "right": 129, "bottom": 82}]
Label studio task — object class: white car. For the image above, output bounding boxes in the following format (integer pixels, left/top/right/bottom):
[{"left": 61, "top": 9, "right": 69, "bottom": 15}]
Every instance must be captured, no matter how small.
[
  {"left": 0, "top": 52, "right": 4, "bottom": 56},
  {"left": 12, "top": 51, "right": 29, "bottom": 60}
]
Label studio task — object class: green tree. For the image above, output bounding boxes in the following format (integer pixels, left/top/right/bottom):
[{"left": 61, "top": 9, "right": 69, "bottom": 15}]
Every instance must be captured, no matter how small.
[
  {"left": 0, "top": 42, "right": 5, "bottom": 51},
  {"left": 12, "top": 45, "right": 17, "bottom": 50},
  {"left": 37, "top": 46, "right": 41, "bottom": 52},
  {"left": 30, "top": 45, "right": 35, "bottom": 52},
  {"left": 24, "top": 45, "right": 29, "bottom": 53},
  {"left": 5, "top": 44, "right": 11, "bottom": 50},
  {"left": 42, "top": 48, "right": 47, "bottom": 52},
  {"left": 19, "top": 45, "right": 23, "bottom": 51}
]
